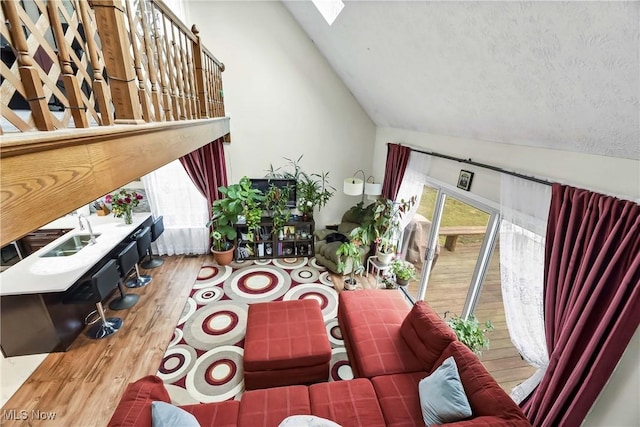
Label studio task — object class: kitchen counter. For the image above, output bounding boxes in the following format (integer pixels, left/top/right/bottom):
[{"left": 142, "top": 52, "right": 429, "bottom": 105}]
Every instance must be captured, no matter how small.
[{"left": 0, "top": 213, "right": 151, "bottom": 296}]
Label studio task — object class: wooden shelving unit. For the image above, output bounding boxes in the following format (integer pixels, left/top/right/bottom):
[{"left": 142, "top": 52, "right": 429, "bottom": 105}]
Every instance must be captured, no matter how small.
[{"left": 234, "top": 217, "right": 315, "bottom": 261}]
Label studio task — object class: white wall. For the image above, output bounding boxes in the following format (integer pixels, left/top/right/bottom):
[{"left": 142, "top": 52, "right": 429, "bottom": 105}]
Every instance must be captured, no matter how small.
[
  {"left": 373, "top": 126, "right": 640, "bottom": 425},
  {"left": 186, "top": 1, "right": 376, "bottom": 227}
]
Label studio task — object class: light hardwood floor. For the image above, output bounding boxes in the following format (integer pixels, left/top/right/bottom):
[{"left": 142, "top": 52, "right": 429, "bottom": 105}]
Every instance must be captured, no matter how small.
[
  {"left": 2, "top": 248, "right": 533, "bottom": 425},
  {"left": 1, "top": 255, "right": 205, "bottom": 427}
]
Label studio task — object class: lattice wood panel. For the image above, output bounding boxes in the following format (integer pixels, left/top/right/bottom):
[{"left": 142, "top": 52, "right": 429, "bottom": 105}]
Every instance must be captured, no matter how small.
[{"left": 0, "top": 0, "right": 116, "bottom": 133}]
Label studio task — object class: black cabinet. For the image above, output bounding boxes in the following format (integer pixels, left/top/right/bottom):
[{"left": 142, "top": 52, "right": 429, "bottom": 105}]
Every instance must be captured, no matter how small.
[{"left": 234, "top": 217, "right": 314, "bottom": 261}]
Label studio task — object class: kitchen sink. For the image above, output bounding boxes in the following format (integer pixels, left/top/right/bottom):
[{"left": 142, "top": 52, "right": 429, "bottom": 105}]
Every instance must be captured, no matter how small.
[{"left": 39, "top": 234, "right": 101, "bottom": 257}]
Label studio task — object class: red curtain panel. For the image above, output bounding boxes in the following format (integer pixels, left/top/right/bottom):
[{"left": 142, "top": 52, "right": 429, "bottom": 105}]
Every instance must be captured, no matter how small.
[
  {"left": 179, "top": 136, "right": 228, "bottom": 220},
  {"left": 523, "top": 184, "right": 640, "bottom": 426},
  {"left": 382, "top": 143, "right": 410, "bottom": 200}
]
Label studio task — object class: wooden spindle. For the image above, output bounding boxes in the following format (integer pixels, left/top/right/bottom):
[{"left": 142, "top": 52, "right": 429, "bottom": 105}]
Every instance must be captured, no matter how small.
[
  {"left": 187, "top": 43, "right": 198, "bottom": 119},
  {"left": 139, "top": 0, "right": 161, "bottom": 121},
  {"left": 151, "top": 4, "right": 172, "bottom": 121},
  {"left": 78, "top": 0, "right": 114, "bottom": 125},
  {"left": 178, "top": 33, "right": 193, "bottom": 119},
  {"left": 191, "top": 25, "right": 208, "bottom": 119},
  {"left": 124, "top": 0, "right": 151, "bottom": 122},
  {"left": 2, "top": 0, "right": 54, "bottom": 131},
  {"left": 170, "top": 24, "right": 186, "bottom": 119},
  {"left": 90, "top": 0, "right": 143, "bottom": 123},
  {"left": 162, "top": 16, "right": 179, "bottom": 121},
  {"left": 47, "top": 0, "right": 89, "bottom": 129}
]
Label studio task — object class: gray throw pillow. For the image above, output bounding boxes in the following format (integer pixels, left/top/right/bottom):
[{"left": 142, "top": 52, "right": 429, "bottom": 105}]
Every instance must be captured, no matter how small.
[
  {"left": 151, "top": 401, "right": 200, "bottom": 427},
  {"left": 418, "top": 356, "right": 472, "bottom": 426}
]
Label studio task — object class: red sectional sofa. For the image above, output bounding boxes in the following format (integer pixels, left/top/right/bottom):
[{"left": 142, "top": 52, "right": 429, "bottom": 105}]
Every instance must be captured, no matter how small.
[{"left": 108, "top": 290, "right": 530, "bottom": 427}]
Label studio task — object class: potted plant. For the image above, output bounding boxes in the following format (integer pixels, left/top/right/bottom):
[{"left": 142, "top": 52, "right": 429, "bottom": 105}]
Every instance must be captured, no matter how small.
[
  {"left": 264, "top": 184, "right": 291, "bottom": 237},
  {"left": 390, "top": 259, "right": 417, "bottom": 286},
  {"left": 357, "top": 196, "right": 416, "bottom": 265},
  {"left": 445, "top": 312, "right": 494, "bottom": 356},
  {"left": 267, "top": 155, "right": 335, "bottom": 218},
  {"left": 207, "top": 176, "right": 264, "bottom": 265},
  {"left": 336, "top": 232, "right": 365, "bottom": 291}
]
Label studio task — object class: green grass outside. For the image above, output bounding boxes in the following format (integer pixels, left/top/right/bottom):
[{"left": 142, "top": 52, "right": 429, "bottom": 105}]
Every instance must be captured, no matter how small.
[{"left": 417, "top": 186, "right": 489, "bottom": 244}]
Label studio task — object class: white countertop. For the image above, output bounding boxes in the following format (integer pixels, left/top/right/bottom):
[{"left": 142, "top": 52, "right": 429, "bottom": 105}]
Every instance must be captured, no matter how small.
[{"left": 0, "top": 213, "right": 151, "bottom": 296}]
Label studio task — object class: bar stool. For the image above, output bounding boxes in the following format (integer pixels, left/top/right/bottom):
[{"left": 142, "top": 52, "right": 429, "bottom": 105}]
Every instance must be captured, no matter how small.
[
  {"left": 64, "top": 260, "right": 123, "bottom": 339},
  {"left": 109, "top": 242, "right": 140, "bottom": 310},
  {"left": 141, "top": 216, "right": 164, "bottom": 269},
  {"left": 125, "top": 226, "right": 152, "bottom": 288}
]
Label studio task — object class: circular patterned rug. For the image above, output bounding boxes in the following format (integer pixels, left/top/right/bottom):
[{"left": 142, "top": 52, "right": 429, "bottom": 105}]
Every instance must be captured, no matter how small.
[
  {"left": 283, "top": 283, "right": 338, "bottom": 321},
  {"left": 224, "top": 264, "right": 292, "bottom": 303},
  {"left": 182, "top": 301, "right": 249, "bottom": 350},
  {"left": 185, "top": 345, "right": 245, "bottom": 403},
  {"left": 194, "top": 264, "right": 232, "bottom": 289},
  {"left": 330, "top": 348, "right": 353, "bottom": 381},
  {"left": 325, "top": 318, "right": 344, "bottom": 348},
  {"left": 160, "top": 258, "right": 354, "bottom": 404}
]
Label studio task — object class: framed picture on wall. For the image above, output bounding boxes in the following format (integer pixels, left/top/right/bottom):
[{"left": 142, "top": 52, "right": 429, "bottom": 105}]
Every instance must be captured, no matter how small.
[{"left": 457, "top": 170, "right": 474, "bottom": 191}]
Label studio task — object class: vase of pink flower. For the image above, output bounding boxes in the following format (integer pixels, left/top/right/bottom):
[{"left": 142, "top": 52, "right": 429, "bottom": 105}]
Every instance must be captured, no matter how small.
[{"left": 105, "top": 189, "right": 143, "bottom": 224}]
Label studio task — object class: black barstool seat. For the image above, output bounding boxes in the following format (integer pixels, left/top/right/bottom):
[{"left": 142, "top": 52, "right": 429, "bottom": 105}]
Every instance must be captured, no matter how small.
[
  {"left": 64, "top": 260, "right": 123, "bottom": 339},
  {"left": 109, "top": 242, "right": 140, "bottom": 310},
  {"left": 141, "top": 216, "right": 164, "bottom": 269}
]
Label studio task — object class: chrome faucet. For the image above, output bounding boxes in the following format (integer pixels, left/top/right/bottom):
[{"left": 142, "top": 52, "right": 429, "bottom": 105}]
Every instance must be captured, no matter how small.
[{"left": 78, "top": 214, "right": 98, "bottom": 245}]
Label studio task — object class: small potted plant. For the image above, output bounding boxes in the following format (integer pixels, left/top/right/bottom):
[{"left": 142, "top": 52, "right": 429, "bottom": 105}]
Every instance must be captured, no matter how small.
[
  {"left": 390, "top": 259, "right": 417, "bottom": 286},
  {"left": 336, "top": 233, "right": 365, "bottom": 291},
  {"left": 445, "top": 312, "right": 494, "bottom": 356}
]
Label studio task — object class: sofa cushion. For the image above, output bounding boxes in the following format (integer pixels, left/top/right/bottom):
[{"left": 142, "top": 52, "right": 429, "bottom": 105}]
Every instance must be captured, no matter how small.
[
  {"left": 433, "top": 341, "right": 530, "bottom": 424},
  {"left": 338, "top": 290, "right": 422, "bottom": 377},
  {"left": 238, "top": 385, "right": 311, "bottom": 427},
  {"left": 400, "top": 301, "right": 457, "bottom": 372},
  {"left": 418, "top": 356, "right": 472, "bottom": 425},
  {"left": 371, "top": 371, "right": 428, "bottom": 427},
  {"left": 151, "top": 401, "right": 200, "bottom": 427},
  {"left": 180, "top": 401, "right": 240, "bottom": 427},
  {"left": 107, "top": 375, "right": 171, "bottom": 427},
  {"left": 309, "top": 379, "right": 386, "bottom": 427}
]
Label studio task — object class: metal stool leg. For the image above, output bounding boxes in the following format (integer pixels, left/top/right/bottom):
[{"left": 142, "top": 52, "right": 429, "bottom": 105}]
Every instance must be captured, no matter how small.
[
  {"left": 109, "top": 280, "right": 140, "bottom": 310},
  {"left": 141, "top": 248, "right": 164, "bottom": 269},
  {"left": 86, "top": 302, "right": 123, "bottom": 339},
  {"left": 125, "top": 264, "right": 152, "bottom": 288}
]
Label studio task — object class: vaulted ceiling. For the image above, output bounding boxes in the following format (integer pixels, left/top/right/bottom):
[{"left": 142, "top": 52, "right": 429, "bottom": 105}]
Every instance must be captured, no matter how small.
[{"left": 284, "top": 1, "right": 639, "bottom": 160}]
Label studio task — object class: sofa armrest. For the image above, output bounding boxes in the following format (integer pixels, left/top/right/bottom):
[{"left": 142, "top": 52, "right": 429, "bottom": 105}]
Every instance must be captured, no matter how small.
[
  {"left": 315, "top": 228, "right": 338, "bottom": 241},
  {"left": 442, "top": 415, "right": 531, "bottom": 426}
]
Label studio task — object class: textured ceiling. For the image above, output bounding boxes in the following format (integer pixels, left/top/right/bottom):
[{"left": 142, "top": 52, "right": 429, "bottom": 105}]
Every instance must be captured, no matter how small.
[{"left": 284, "top": 1, "right": 640, "bottom": 160}]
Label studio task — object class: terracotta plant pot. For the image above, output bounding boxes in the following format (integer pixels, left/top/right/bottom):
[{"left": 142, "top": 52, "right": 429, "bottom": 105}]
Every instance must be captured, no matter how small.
[{"left": 211, "top": 246, "right": 235, "bottom": 266}]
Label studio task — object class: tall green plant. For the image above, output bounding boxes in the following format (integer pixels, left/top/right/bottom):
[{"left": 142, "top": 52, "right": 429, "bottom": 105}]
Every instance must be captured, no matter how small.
[
  {"left": 356, "top": 196, "right": 416, "bottom": 253},
  {"left": 264, "top": 184, "right": 291, "bottom": 236},
  {"left": 337, "top": 229, "right": 365, "bottom": 289},
  {"left": 207, "top": 176, "right": 264, "bottom": 251},
  {"left": 266, "top": 155, "right": 335, "bottom": 214}
]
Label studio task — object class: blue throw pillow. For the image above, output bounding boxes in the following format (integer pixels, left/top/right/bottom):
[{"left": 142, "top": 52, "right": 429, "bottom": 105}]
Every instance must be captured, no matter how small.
[
  {"left": 418, "top": 356, "right": 472, "bottom": 426},
  {"left": 151, "top": 401, "right": 200, "bottom": 427}
]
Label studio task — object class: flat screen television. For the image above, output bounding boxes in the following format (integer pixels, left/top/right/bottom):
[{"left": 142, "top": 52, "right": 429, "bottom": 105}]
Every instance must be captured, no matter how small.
[{"left": 250, "top": 178, "right": 297, "bottom": 208}]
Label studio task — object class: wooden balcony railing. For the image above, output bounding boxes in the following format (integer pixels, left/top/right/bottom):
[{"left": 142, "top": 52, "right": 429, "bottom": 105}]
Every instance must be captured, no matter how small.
[
  {"left": 0, "top": 0, "right": 231, "bottom": 247},
  {"left": 0, "top": 0, "right": 226, "bottom": 133}
]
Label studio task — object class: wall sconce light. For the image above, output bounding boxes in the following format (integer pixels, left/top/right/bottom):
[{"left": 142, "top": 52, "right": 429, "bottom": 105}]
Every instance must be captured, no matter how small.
[{"left": 344, "top": 170, "right": 382, "bottom": 202}]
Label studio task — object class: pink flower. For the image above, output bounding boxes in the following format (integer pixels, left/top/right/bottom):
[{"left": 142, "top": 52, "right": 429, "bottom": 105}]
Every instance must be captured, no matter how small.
[
  {"left": 135, "top": 193, "right": 143, "bottom": 200},
  {"left": 124, "top": 197, "right": 131, "bottom": 204},
  {"left": 105, "top": 194, "right": 112, "bottom": 204}
]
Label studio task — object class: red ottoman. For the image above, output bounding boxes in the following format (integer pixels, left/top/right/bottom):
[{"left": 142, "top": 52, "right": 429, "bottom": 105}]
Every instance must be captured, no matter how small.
[{"left": 243, "top": 299, "right": 331, "bottom": 390}]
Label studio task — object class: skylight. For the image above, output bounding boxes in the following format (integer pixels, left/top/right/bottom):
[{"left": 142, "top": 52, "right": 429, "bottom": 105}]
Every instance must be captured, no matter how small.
[{"left": 311, "top": 0, "right": 345, "bottom": 26}]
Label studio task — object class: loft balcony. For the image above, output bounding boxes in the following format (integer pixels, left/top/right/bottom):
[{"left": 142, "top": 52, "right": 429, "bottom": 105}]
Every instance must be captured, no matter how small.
[{"left": 0, "top": 0, "right": 230, "bottom": 246}]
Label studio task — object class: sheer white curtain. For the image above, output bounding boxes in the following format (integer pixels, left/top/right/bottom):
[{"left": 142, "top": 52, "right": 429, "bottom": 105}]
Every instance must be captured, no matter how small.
[
  {"left": 396, "top": 151, "right": 431, "bottom": 257},
  {"left": 142, "top": 160, "right": 209, "bottom": 255},
  {"left": 499, "top": 174, "right": 551, "bottom": 403},
  {"left": 396, "top": 151, "right": 432, "bottom": 230}
]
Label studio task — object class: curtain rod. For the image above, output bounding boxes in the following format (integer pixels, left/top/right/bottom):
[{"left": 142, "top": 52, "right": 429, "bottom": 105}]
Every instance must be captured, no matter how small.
[{"left": 404, "top": 145, "right": 553, "bottom": 186}]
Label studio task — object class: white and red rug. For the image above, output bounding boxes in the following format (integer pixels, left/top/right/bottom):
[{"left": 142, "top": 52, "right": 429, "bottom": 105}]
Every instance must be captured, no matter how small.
[{"left": 156, "top": 257, "right": 353, "bottom": 405}]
